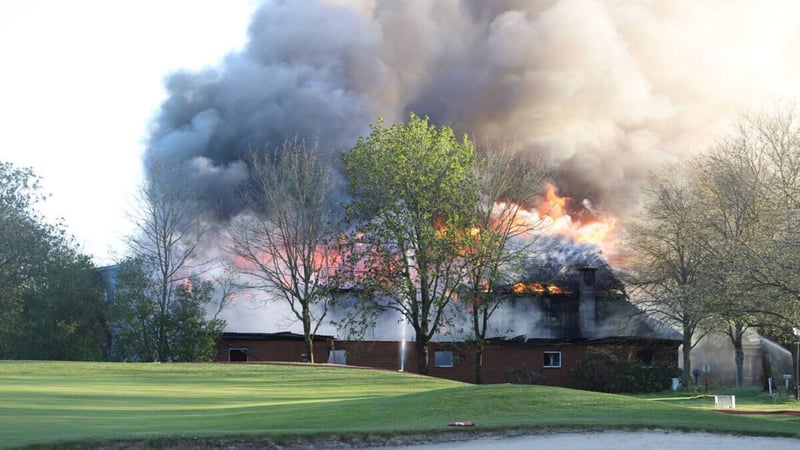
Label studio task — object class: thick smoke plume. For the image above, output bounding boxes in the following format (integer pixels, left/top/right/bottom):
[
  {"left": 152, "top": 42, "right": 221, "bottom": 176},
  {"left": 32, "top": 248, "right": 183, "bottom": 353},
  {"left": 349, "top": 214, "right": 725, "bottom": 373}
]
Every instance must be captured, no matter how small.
[
  {"left": 146, "top": 0, "right": 800, "bottom": 220},
  {"left": 144, "top": 0, "right": 800, "bottom": 333}
]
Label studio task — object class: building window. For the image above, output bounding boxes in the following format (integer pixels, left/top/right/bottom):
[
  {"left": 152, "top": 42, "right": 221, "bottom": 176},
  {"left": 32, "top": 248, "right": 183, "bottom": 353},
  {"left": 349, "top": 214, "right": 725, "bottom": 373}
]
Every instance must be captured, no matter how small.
[
  {"left": 434, "top": 350, "right": 454, "bottom": 368},
  {"left": 229, "top": 348, "right": 248, "bottom": 362},
  {"left": 637, "top": 349, "right": 655, "bottom": 366},
  {"left": 543, "top": 351, "right": 561, "bottom": 368}
]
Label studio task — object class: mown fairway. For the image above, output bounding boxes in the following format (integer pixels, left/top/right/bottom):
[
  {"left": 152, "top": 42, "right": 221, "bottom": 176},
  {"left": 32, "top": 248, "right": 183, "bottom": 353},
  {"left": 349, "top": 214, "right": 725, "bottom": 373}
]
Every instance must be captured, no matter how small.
[{"left": 1, "top": 361, "right": 799, "bottom": 448}]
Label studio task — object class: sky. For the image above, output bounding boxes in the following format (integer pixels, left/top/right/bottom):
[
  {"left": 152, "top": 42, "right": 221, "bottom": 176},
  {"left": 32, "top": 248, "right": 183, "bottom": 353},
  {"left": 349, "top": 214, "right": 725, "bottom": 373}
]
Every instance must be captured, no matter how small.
[
  {"left": 3, "top": 0, "right": 800, "bottom": 276},
  {"left": 0, "top": 1, "right": 260, "bottom": 266},
  {"left": 3, "top": 0, "right": 800, "bottom": 335}
]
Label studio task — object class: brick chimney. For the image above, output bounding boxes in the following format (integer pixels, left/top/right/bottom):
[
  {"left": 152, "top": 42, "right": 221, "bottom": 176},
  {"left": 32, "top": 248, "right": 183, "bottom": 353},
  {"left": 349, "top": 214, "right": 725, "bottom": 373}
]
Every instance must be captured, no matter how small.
[{"left": 578, "top": 267, "right": 597, "bottom": 339}]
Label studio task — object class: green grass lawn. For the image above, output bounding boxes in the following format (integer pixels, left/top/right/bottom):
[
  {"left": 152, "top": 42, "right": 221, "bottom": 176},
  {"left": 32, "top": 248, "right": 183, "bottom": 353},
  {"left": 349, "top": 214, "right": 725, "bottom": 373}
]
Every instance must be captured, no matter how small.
[{"left": 1, "top": 361, "right": 799, "bottom": 448}]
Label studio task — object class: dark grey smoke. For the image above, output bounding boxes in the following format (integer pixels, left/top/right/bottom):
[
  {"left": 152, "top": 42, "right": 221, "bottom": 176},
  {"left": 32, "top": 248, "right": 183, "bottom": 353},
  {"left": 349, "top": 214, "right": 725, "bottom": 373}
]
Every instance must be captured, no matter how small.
[
  {"left": 146, "top": 1, "right": 380, "bottom": 217},
  {"left": 145, "top": 0, "right": 800, "bottom": 220}
]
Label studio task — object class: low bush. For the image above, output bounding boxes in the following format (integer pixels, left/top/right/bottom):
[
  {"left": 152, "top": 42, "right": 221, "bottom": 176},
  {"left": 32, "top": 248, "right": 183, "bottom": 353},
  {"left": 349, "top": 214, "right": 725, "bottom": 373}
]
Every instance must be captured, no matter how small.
[{"left": 571, "top": 347, "right": 680, "bottom": 393}]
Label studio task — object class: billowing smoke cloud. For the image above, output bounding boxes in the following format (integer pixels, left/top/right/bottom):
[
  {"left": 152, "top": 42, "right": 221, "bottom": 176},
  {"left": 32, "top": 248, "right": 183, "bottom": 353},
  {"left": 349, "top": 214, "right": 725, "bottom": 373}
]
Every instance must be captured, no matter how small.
[
  {"left": 146, "top": 0, "right": 800, "bottom": 220},
  {"left": 146, "top": 1, "right": 383, "bottom": 216},
  {"left": 144, "top": 0, "right": 800, "bottom": 332}
]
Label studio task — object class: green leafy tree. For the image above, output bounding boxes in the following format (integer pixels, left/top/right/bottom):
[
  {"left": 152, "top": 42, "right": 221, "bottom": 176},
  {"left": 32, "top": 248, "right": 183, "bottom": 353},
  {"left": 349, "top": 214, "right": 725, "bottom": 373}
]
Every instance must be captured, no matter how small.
[
  {"left": 0, "top": 162, "right": 50, "bottom": 337},
  {"left": 15, "top": 246, "right": 108, "bottom": 360},
  {"left": 110, "top": 257, "right": 159, "bottom": 361},
  {"left": 343, "top": 114, "right": 479, "bottom": 374},
  {"left": 111, "top": 258, "right": 228, "bottom": 361},
  {"left": 0, "top": 161, "right": 107, "bottom": 360},
  {"left": 170, "top": 276, "right": 226, "bottom": 361}
]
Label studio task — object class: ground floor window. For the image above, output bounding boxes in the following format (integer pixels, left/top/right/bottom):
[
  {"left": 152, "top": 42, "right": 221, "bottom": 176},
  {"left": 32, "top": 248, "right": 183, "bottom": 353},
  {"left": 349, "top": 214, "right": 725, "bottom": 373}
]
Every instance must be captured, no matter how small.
[
  {"left": 543, "top": 351, "right": 561, "bottom": 368},
  {"left": 229, "top": 348, "right": 248, "bottom": 362},
  {"left": 637, "top": 349, "right": 655, "bottom": 366},
  {"left": 435, "top": 350, "right": 454, "bottom": 367}
]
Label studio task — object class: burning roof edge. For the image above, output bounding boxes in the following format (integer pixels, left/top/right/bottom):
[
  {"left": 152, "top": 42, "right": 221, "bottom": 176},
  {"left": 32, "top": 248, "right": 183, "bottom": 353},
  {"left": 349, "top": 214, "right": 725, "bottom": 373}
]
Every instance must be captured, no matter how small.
[{"left": 219, "top": 331, "right": 336, "bottom": 342}]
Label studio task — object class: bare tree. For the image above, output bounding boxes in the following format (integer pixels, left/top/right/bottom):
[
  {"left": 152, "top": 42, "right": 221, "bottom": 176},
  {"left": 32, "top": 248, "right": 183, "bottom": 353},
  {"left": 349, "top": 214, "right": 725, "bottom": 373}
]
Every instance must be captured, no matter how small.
[
  {"left": 461, "top": 140, "right": 551, "bottom": 383},
  {"left": 210, "top": 261, "right": 239, "bottom": 324},
  {"left": 126, "top": 160, "right": 210, "bottom": 361},
  {"left": 725, "top": 108, "right": 800, "bottom": 394},
  {"left": 693, "top": 127, "right": 771, "bottom": 387},
  {"left": 624, "top": 164, "right": 716, "bottom": 384},
  {"left": 745, "top": 108, "right": 800, "bottom": 327},
  {"left": 230, "top": 139, "right": 340, "bottom": 363},
  {"left": 630, "top": 108, "right": 800, "bottom": 388}
]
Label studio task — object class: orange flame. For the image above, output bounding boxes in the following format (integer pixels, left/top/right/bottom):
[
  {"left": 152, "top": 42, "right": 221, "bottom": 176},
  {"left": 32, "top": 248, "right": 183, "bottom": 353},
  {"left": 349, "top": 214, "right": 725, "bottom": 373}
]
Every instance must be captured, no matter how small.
[
  {"left": 539, "top": 183, "right": 568, "bottom": 218},
  {"left": 511, "top": 282, "right": 570, "bottom": 296},
  {"left": 547, "top": 284, "right": 563, "bottom": 295},
  {"left": 227, "top": 182, "right": 620, "bottom": 299},
  {"left": 499, "top": 183, "right": 619, "bottom": 261}
]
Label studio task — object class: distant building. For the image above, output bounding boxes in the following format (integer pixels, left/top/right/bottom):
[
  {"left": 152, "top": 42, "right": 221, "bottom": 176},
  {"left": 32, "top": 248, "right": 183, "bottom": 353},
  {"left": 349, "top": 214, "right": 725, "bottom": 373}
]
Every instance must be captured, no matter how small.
[
  {"left": 97, "top": 264, "right": 121, "bottom": 303},
  {"left": 686, "top": 331, "right": 793, "bottom": 389}
]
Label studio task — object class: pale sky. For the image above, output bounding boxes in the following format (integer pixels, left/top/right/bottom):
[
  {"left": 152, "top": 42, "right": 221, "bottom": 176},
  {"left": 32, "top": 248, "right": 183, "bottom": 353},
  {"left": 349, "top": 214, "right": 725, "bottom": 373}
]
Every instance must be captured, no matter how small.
[
  {"left": 4, "top": 0, "right": 800, "bottom": 274},
  {"left": 0, "top": 1, "right": 260, "bottom": 266}
]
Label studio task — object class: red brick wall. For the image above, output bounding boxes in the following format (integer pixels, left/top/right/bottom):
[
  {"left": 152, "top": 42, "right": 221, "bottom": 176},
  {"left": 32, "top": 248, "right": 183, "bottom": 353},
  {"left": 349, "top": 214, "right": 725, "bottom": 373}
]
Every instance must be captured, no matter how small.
[
  {"left": 215, "top": 337, "right": 679, "bottom": 388},
  {"left": 344, "top": 341, "right": 411, "bottom": 371},
  {"left": 215, "top": 338, "right": 330, "bottom": 363},
  {"left": 338, "top": 340, "right": 594, "bottom": 387}
]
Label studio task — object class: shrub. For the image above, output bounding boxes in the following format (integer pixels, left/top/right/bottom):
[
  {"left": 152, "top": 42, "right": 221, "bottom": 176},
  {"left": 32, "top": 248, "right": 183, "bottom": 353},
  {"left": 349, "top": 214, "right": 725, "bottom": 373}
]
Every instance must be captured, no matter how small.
[{"left": 571, "top": 347, "right": 680, "bottom": 393}]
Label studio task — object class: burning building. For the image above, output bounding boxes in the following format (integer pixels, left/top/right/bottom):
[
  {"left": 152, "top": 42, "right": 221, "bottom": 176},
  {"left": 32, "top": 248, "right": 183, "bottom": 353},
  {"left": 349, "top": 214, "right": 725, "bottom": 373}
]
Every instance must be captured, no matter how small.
[
  {"left": 139, "top": 0, "right": 800, "bottom": 386},
  {"left": 212, "top": 162, "right": 680, "bottom": 387},
  {"left": 215, "top": 263, "right": 682, "bottom": 387}
]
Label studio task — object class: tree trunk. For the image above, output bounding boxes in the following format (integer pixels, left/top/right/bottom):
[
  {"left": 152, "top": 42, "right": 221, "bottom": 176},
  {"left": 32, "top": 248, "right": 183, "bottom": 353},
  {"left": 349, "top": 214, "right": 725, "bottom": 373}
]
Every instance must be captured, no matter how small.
[
  {"left": 157, "top": 312, "right": 170, "bottom": 362},
  {"left": 475, "top": 342, "right": 484, "bottom": 384},
  {"left": 303, "top": 304, "right": 314, "bottom": 363},
  {"left": 793, "top": 343, "right": 800, "bottom": 400},
  {"left": 734, "top": 343, "right": 744, "bottom": 388},
  {"left": 416, "top": 338, "right": 429, "bottom": 375},
  {"left": 731, "top": 323, "right": 745, "bottom": 388},
  {"left": 304, "top": 335, "right": 314, "bottom": 364},
  {"left": 472, "top": 307, "right": 487, "bottom": 384},
  {"left": 682, "top": 335, "right": 693, "bottom": 386},
  {"left": 158, "top": 277, "right": 171, "bottom": 362}
]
